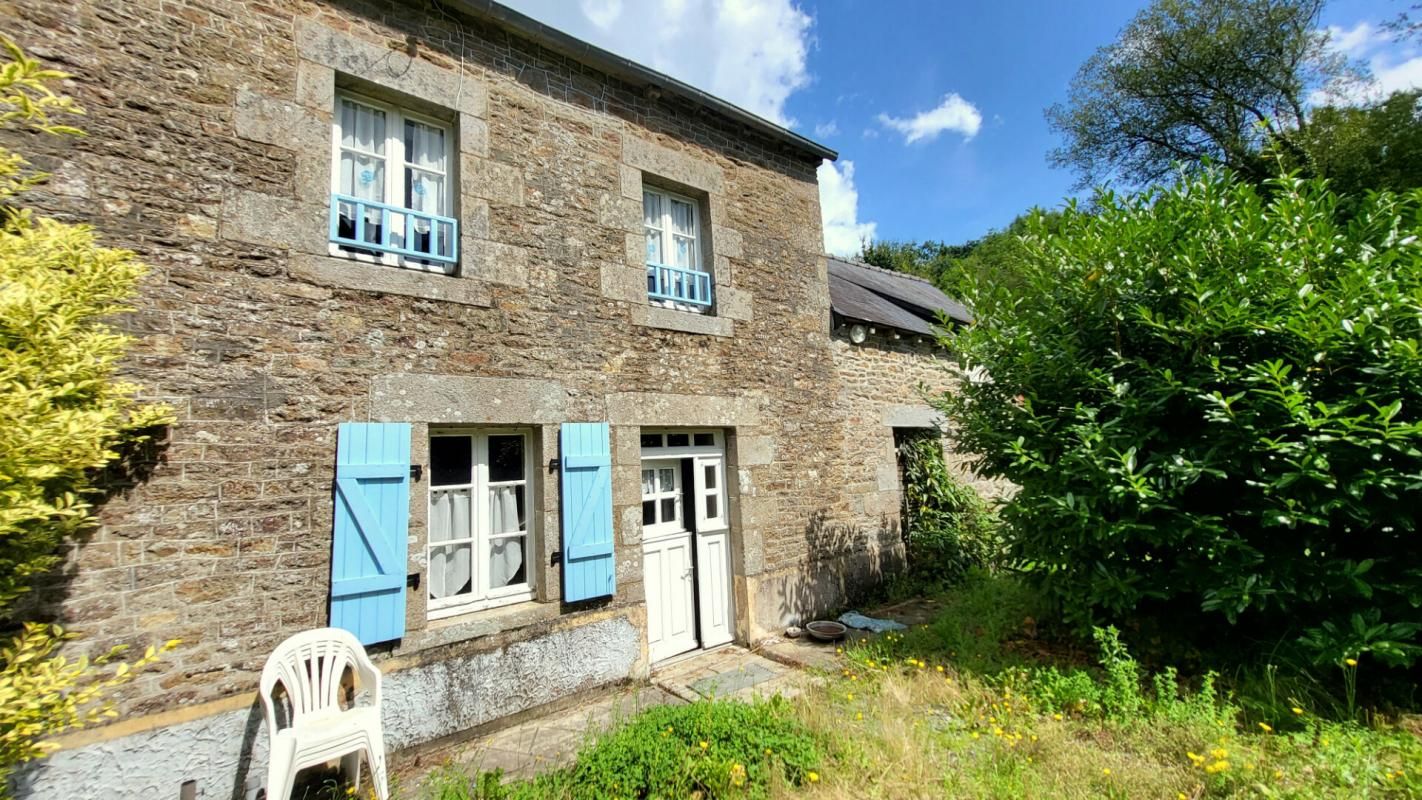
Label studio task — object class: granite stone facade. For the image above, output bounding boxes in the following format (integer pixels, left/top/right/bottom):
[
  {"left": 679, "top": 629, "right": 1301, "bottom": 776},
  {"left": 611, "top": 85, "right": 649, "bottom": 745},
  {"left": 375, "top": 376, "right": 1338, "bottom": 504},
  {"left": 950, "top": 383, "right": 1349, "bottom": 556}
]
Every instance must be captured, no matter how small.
[{"left": 2, "top": 0, "right": 974, "bottom": 796}]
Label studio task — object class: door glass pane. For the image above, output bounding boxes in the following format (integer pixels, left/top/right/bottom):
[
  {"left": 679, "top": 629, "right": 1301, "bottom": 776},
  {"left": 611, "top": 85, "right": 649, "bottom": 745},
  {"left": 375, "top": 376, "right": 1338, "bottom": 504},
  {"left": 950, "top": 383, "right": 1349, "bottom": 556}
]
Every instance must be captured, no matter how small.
[
  {"left": 673, "top": 234, "right": 694, "bottom": 269},
  {"left": 640, "top": 433, "right": 663, "bottom": 448},
  {"left": 488, "top": 435, "right": 524, "bottom": 483},
  {"left": 660, "top": 497, "right": 675, "bottom": 521},
  {"left": 489, "top": 485, "right": 526, "bottom": 534},
  {"left": 658, "top": 468, "right": 675, "bottom": 491},
  {"left": 641, "top": 469, "right": 655, "bottom": 495},
  {"left": 704, "top": 464, "right": 717, "bottom": 490},
  {"left": 428, "top": 542, "right": 472, "bottom": 600},
  {"left": 642, "top": 500, "right": 656, "bottom": 525},
  {"left": 430, "top": 437, "right": 472, "bottom": 486},
  {"left": 404, "top": 120, "right": 445, "bottom": 170},
  {"left": 340, "top": 99, "right": 386, "bottom": 155},
  {"left": 666, "top": 433, "right": 690, "bottom": 447},
  {"left": 705, "top": 494, "right": 718, "bottom": 520},
  {"left": 489, "top": 535, "right": 526, "bottom": 588}
]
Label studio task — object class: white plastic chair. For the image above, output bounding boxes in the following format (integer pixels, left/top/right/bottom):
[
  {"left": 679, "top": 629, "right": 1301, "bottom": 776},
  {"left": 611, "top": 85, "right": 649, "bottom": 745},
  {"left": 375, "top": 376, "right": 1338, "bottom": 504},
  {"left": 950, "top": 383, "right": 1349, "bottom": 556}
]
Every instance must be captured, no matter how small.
[{"left": 259, "top": 628, "right": 389, "bottom": 800}]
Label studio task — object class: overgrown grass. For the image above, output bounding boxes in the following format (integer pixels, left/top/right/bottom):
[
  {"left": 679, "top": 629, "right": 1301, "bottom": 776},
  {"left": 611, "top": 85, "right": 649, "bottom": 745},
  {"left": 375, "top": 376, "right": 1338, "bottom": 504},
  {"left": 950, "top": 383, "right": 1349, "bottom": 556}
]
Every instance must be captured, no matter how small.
[{"left": 375, "top": 572, "right": 1422, "bottom": 800}]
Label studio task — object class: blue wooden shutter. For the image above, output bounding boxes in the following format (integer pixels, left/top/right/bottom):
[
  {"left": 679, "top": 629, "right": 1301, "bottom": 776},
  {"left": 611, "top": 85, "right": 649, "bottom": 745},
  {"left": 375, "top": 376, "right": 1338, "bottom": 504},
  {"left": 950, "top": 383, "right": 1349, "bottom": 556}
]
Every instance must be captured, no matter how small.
[
  {"left": 330, "top": 422, "right": 410, "bottom": 644},
  {"left": 560, "top": 422, "right": 615, "bottom": 602}
]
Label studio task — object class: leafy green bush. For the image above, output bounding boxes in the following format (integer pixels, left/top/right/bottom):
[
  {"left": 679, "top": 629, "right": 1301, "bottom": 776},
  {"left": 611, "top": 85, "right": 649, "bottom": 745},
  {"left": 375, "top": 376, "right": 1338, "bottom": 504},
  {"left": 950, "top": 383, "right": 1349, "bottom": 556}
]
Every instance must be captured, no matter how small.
[
  {"left": 944, "top": 168, "right": 1422, "bottom": 669},
  {"left": 0, "top": 41, "right": 175, "bottom": 793},
  {"left": 898, "top": 432, "right": 998, "bottom": 585},
  {"left": 515, "top": 699, "right": 821, "bottom": 800}
]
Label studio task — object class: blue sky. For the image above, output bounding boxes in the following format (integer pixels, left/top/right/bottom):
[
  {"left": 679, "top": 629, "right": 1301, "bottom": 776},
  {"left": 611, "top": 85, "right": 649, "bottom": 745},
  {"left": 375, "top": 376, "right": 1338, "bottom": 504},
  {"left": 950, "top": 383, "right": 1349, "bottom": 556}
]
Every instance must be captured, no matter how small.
[{"left": 502, "top": 0, "right": 1422, "bottom": 255}]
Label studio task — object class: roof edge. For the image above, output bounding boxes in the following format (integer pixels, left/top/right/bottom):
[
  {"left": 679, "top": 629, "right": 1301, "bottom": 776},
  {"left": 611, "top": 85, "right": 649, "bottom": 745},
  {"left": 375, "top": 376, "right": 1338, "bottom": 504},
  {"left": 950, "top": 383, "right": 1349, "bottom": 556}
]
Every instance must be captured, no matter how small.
[{"left": 447, "top": 0, "right": 839, "bottom": 163}]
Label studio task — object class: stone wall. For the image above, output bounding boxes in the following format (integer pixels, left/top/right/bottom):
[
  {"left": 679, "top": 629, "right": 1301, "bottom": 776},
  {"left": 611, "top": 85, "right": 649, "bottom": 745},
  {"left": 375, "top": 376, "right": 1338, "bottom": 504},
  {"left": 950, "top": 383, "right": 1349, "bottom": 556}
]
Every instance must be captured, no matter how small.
[{"left": 0, "top": 0, "right": 958, "bottom": 795}]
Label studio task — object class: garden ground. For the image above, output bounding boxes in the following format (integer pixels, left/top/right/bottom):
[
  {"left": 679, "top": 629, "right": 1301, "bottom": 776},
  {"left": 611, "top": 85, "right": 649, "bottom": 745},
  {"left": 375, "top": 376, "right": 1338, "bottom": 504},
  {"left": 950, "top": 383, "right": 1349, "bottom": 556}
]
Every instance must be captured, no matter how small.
[{"left": 324, "top": 574, "right": 1422, "bottom": 799}]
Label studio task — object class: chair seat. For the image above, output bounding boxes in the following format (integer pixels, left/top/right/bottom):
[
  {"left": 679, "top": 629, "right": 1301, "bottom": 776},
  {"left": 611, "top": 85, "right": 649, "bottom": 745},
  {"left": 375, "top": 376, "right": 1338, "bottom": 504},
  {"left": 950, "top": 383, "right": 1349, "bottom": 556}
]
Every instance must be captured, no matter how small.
[{"left": 275, "top": 707, "right": 383, "bottom": 763}]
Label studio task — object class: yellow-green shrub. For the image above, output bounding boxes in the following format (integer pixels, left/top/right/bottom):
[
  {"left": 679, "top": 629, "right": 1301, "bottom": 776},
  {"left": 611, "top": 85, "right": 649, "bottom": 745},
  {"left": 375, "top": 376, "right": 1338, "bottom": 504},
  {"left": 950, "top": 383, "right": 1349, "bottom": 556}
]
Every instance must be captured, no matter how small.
[{"left": 0, "top": 40, "right": 176, "bottom": 794}]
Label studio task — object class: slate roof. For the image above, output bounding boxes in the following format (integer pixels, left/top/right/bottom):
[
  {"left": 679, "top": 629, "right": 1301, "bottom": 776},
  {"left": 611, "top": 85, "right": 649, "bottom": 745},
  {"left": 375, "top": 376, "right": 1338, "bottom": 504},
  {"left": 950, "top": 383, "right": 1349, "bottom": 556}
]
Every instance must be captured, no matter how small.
[{"left": 827, "top": 257, "right": 972, "bottom": 336}]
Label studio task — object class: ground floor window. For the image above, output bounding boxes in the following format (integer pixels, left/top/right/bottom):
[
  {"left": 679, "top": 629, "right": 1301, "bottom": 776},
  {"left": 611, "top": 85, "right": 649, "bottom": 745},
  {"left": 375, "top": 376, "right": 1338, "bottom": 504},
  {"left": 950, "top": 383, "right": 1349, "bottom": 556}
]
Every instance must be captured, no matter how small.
[{"left": 428, "top": 429, "right": 533, "bottom": 616}]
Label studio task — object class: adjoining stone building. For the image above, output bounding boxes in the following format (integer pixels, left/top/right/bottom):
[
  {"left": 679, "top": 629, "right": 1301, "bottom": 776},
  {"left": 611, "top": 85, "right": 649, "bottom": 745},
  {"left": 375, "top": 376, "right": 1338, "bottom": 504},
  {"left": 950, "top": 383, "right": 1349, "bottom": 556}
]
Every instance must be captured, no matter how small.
[{"left": 4, "top": 2, "right": 978, "bottom": 797}]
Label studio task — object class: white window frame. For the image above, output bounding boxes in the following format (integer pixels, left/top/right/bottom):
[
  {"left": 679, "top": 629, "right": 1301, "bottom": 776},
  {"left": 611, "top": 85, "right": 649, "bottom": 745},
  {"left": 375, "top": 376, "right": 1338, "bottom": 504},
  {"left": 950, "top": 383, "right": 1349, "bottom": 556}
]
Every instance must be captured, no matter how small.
[
  {"left": 330, "top": 90, "right": 454, "bottom": 275},
  {"left": 641, "top": 458, "right": 685, "bottom": 539},
  {"left": 427, "top": 429, "right": 534, "bottom": 618},
  {"left": 643, "top": 187, "right": 702, "bottom": 272},
  {"left": 639, "top": 430, "right": 727, "bottom": 534}
]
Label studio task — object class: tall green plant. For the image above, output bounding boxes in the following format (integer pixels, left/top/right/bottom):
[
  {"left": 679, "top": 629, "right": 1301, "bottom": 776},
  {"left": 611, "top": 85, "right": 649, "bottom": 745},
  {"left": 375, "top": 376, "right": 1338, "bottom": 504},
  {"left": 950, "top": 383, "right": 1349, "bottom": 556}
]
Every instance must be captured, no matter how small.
[
  {"left": 898, "top": 432, "right": 997, "bottom": 584},
  {"left": 943, "top": 167, "right": 1422, "bottom": 669},
  {"left": 0, "top": 40, "right": 175, "bottom": 792}
]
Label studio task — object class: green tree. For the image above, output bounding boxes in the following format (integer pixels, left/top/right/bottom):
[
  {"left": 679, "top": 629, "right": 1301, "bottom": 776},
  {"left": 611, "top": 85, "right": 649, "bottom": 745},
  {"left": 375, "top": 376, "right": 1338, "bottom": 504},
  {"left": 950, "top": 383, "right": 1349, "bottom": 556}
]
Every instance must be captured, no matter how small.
[
  {"left": 1047, "top": 0, "right": 1359, "bottom": 187},
  {"left": 942, "top": 167, "right": 1422, "bottom": 668},
  {"left": 1284, "top": 90, "right": 1422, "bottom": 199},
  {"left": 858, "top": 212, "right": 1057, "bottom": 298},
  {"left": 0, "top": 41, "right": 175, "bottom": 792}
]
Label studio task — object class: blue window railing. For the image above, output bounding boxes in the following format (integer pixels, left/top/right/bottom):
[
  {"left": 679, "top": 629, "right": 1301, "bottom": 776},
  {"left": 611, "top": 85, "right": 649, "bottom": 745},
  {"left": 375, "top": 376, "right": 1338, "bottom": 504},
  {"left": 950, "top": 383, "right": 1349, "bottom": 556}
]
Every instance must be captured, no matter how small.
[
  {"left": 646, "top": 263, "right": 713, "bottom": 307},
  {"left": 330, "top": 194, "right": 458, "bottom": 265}
]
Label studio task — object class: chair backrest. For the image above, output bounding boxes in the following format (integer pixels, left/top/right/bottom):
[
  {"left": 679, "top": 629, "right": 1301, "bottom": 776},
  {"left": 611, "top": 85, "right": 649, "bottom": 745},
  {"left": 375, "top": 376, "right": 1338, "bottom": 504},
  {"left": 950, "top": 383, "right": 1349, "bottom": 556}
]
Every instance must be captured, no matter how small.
[{"left": 259, "top": 627, "right": 377, "bottom": 730}]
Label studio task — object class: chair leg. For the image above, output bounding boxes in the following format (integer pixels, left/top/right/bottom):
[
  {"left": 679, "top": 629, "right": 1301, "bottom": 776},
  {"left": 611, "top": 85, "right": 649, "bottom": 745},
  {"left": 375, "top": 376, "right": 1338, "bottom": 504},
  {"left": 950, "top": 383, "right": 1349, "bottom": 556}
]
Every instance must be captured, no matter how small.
[
  {"left": 366, "top": 740, "right": 390, "bottom": 800},
  {"left": 342, "top": 750, "right": 362, "bottom": 793},
  {"left": 265, "top": 738, "right": 298, "bottom": 800}
]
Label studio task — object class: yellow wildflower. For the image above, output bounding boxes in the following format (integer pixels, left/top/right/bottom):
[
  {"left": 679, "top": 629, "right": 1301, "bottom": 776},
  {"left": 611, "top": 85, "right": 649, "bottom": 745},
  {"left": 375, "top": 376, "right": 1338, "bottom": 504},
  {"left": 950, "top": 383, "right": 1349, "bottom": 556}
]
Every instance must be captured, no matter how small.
[
  {"left": 1345, "top": 658, "right": 1358, "bottom": 667},
  {"left": 1052, "top": 713, "right": 1063, "bottom": 721},
  {"left": 1292, "top": 706, "right": 1304, "bottom": 715},
  {"left": 855, "top": 712, "right": 863, "bottom": 720},
  {"left": 700, "top": 741, "right": 709, "bottom": 750},
  {"left": 1258, "top": 722, "right": 1273, "bottom": 733},
  {"left": 936, "top": 665, "right": 944, "bottom": 672},
  {"left": 1210, "top": 748, "right": 1228, "bottom": 760},
  {"left": 1205, "top": 760, "right": 1230, "bottom": 775},
  {"left": 1186, "top": 751, "right": 1205, "bottom": 765},
  {"left": 1102, "top": 768, "right": 1112, "bottom": 776},
  {"left": 807, "top": 771, "right": 820, "bottom": 783}
]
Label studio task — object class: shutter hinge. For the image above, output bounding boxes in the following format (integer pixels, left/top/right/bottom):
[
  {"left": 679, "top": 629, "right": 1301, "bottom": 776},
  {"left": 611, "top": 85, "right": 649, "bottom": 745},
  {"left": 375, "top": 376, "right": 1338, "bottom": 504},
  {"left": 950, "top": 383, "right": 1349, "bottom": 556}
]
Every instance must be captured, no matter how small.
[
  {"left": 410, "top": 464, "right": 423, "bottom": 482},
  {"left": 406, "top": 573, "right": 421, "bottom": 589},
  {"left": 549, "top": 550, "right": 562, "bottom": 566},
  {"left": 548, "top": 458, "right": 559, "bottom": 474}
]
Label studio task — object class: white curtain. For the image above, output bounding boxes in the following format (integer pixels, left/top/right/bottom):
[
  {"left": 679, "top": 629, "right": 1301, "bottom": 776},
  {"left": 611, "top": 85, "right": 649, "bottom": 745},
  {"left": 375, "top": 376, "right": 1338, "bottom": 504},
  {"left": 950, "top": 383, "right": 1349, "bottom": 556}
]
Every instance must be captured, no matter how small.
[
  {"left": 428, "top": 488, "right": 471, "bottom": 599},
  {"left": 404, "top": 120, "right": 446, "bottom": 220},
  {"left": 643, "top": 191, "right": 663, "bottom": 265},
  {"left": 670, "top": 199, "right": 696, "bottom": 270},
  {"left": 339, "top": 99, "right": 386, "bottom": 244},
  {"left": 489, "top": 486, "right": 524, "bottom": 588}
]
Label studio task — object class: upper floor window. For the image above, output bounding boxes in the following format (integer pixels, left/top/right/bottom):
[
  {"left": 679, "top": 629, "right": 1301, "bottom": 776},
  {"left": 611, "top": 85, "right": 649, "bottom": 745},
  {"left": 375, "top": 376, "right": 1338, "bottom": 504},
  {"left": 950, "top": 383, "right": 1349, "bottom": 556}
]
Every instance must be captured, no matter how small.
[
  {"left": 427, "top": 430, "right": 533, "bottom": 617},
  {"left": 644, "top": 187, "right": 712, "bottom": 310},
  {"left": 330, "top": 92, "right": 458, "bottom": 273}
]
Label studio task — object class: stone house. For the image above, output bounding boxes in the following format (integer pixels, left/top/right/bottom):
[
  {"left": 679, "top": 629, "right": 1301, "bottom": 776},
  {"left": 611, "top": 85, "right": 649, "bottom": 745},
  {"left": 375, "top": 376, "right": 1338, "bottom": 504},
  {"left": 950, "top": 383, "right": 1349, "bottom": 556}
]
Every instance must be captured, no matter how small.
[{"left": 5, "top": 1, "right": 975, "bottom": 797}]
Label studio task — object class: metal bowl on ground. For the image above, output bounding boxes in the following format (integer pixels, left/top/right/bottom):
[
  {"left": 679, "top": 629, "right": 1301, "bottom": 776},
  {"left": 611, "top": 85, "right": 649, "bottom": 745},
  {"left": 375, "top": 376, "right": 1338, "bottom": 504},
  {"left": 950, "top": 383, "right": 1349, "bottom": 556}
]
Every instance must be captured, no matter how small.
[{"left": 805, "top": 620, "right": 847, "bottom": 642}]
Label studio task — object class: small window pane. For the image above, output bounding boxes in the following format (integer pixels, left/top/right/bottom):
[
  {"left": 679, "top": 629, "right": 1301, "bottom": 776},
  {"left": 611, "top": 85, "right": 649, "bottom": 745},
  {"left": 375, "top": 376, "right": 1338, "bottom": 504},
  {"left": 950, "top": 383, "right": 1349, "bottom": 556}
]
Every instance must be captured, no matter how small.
[
  {"left": 489, "top": 535, "right": 526, "bottom": 588},
  {"left": 404, "top": 120, "right": 445, "bottom": 171},
  {"left": 642, "top": 500, "right": 656, "bottom": 525},
  {"left": 428, "top": 542, "right": 472, "bottom": 600},
  {"left": 658, "top": 468, "right": 675, "bottom": 491},
  {"left": 429, "top": 488, "right": 471, "bottom": 543},
  {"left": 693, "top": 433, "right": 714, "bottom": 447},
  {"left": 705, "top": 494, "right": 718, "bottom": 520},
  {"left": 641, "top": 469, "right": 655, "bottom": 496},
  {"left": 641, "top": 433, "right": 663, "bottom": 449},
  {"left": 670, "top": 199, "right": 695, "bottom": 236},
  {"left": 660, "top": 497, "right": 675, "bottom": 521},
  {"left": 430, "top": 437, "right": 472, "bottom": 486},
  {"left": 488, "top": 436, "right": 524, "bottom": 483},
  {"left": 666, "top": 433, "right": 690, "bottom": 447},
  {"left": 490, "top": 485, "right": 525, "bottom": 534},
  {"left": 704, "top": 464, "right": 717, "bottom": 490}
]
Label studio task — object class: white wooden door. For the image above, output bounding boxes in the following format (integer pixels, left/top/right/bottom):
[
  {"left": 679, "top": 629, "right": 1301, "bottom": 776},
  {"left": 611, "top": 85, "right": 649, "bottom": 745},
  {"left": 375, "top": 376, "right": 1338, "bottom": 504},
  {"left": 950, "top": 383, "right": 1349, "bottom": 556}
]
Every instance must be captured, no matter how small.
[
  {"left": 695, "top": 529, "right": 733, "bottom": 648},
  {"left": 692, "top": 455, "right": 733, "bottom": 648},
  {"left": 644, "top": 532, "right": 697, "bottom": 662}
]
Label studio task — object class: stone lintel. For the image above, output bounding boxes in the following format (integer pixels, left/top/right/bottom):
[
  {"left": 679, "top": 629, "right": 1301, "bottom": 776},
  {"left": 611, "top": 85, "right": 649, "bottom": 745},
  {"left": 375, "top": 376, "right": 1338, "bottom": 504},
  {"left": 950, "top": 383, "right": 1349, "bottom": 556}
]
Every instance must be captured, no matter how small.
[{"left": 370, "top": 375, "right": 567, "bottom": 424}]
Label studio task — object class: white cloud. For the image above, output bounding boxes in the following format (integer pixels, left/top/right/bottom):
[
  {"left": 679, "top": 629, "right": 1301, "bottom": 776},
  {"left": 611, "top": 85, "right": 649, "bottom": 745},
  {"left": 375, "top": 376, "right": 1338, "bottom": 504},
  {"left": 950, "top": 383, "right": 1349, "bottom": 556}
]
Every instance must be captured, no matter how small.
[
  {"left": 813, "top": 120, "right": 839, "bottom": 138},
  {"left": 818, "top": 160, "right": 876, "bottom": 257},
  {"left": 1315, "top": 21, "right": 1422, "bottom": 104},
  {"left": 877, "top": 93, "right": 983, "bottom": 144},
  {"left": 502, "top": 0, "right": 813, "bottom": 126}
]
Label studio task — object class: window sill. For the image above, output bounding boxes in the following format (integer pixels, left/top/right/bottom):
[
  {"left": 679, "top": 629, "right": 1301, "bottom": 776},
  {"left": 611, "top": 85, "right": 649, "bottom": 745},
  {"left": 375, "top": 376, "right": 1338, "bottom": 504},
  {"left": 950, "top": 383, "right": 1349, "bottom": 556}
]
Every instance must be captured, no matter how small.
[
  {"left": 404, "top": 599, "right": 560, "bottom": 652},
  {"left": 631, "top": 304, "right": 732, "bottom": 337},
  {"left": 289, "top": 253, "right": 491, "bottom": 307}
]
